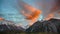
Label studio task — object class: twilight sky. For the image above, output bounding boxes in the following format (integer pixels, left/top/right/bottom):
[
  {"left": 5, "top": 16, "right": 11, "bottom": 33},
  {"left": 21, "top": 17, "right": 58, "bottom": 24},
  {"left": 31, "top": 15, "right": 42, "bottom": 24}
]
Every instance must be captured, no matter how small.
[{"left": 0, "top": 0, "right": 60, "bottom": 29}]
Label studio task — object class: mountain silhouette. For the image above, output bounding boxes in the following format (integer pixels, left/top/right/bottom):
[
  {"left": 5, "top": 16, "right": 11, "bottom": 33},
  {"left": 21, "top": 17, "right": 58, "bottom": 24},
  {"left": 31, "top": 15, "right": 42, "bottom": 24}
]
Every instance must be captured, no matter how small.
[
  {"left": 0, "top": 20, "right": 25, "bottom": 32},
  {"left": 26, "top": 18, "right": 60, "bottom": 33},
  {"left": 0, "top": 18, "right": 60, "bottom": 33}
]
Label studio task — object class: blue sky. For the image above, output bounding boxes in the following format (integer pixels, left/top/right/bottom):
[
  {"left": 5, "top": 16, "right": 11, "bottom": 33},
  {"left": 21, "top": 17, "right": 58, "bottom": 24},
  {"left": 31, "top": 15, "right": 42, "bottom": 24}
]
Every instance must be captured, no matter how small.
[{"left": 0, "top": 0, "right": 56, "bottom": 28}]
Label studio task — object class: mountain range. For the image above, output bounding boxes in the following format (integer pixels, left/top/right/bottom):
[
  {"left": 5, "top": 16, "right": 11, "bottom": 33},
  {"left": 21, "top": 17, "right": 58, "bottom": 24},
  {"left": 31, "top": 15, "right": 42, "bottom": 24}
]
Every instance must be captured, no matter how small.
[{"left": 0, "top": 18, "right": 60, "bottom": 33}]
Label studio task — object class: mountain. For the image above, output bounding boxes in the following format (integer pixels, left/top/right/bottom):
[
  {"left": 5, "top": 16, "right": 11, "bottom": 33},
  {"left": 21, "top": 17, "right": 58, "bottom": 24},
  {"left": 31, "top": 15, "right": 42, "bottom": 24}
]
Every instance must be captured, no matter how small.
[
  {"left": 0, "top": 20, "right": 25, "bottom": 32},
  {"left": 26, "top": 21, "right": 43, "bottom": 32},
  {"left": 26, "top": 18, "right": 60, "bottom": 33},
  {"left": 48, "top": 18, "right": 60, "bottom": 33},
  {"left": 0, "top": 18, "right": 60, "bottom": 33}
]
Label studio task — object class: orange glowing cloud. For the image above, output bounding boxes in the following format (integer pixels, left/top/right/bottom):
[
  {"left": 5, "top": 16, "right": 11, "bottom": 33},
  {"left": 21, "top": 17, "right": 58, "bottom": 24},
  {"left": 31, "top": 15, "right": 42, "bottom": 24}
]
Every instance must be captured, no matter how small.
[
  {"left": 0, "top": 18, "right": 4, "bottom": 21},
  {"left": 24, "top": 5, "right": 36, "bottom": 12},
  {"left": 21, "top": 7, "right": 42, "bottom": 20},
  {"left": 44, "top": 13, "right": 54, "bottom": 20},
  {"left": 21, "top": 6, "right": 42, "bottom": 26},
  {"left": 17, "top": 0, "right": 42, "bottom": 26},
  {"left": 19, "top": 1, "right": 42, "bottom": 20}
]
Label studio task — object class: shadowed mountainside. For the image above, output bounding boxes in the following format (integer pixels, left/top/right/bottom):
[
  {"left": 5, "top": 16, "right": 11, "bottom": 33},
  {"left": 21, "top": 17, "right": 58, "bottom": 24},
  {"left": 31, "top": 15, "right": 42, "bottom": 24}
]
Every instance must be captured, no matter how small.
[{"left": 26, "top": 18, "right": 60, "bottom": 33}]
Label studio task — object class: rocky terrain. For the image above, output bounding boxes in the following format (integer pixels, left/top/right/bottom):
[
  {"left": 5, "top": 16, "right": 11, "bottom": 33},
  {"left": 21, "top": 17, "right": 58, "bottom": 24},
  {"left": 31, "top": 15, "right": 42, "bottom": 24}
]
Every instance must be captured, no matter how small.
[{"left": 0, "top": 18, "right": 60, "bottom": 34}]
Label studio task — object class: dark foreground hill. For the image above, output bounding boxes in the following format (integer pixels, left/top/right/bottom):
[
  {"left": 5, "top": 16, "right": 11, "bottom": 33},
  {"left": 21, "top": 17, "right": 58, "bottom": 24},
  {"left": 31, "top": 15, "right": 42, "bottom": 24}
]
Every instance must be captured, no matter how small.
[{"left": 26, "top": 18, "right": 60, "bottom": 33}]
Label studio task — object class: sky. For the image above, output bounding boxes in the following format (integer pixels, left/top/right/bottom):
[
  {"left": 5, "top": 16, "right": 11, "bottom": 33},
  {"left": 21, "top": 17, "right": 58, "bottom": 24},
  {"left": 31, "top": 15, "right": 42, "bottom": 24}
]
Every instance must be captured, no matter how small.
[
  {"left": 0, "top": 0, "right": 43, "bottom": 26},
  {"left": 0, "top": 0, "right": 60, "bottom": 29}
]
